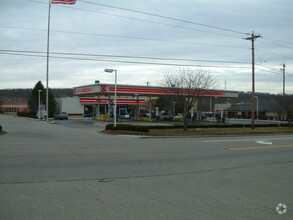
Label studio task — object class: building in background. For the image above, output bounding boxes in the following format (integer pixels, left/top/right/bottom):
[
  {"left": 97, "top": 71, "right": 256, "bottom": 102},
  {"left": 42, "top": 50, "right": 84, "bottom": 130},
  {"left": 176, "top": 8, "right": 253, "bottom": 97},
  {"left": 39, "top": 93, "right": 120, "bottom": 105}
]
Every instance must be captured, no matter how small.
[
  {"left": 221, "top": 98, "right": 285, "bottom": 120},
  {"left": 0, "top": 99, "right": 29, "bottom": 114}
]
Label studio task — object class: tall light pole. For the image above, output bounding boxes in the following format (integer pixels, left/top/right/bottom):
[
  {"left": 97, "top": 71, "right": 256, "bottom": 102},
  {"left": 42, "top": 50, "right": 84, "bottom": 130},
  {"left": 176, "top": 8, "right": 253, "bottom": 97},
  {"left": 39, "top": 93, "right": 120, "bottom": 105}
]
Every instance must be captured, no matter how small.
[
  {"left": 255, "top": 96, "right": 258, "bottom": 120},
  {"left": 281, "top": 63, "right": 286, "bottom": 97},
  {"left": 280, "top": 63, "right": 286, "bottom": 120},
  {"left": 45, "top": 1, "right": 51, "bottom": 123},
  {"left": 38, "top": 90, "right": 42, "bottom": 120},
  {"left": 104, "top": 69, "right": 117, "bottom": 127}
]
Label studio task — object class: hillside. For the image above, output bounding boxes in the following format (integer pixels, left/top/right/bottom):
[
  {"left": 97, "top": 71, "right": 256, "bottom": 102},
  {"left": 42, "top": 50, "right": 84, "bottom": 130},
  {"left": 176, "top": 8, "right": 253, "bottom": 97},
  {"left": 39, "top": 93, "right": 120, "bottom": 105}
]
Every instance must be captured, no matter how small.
[{"left": 0, "top": 88, "right": 74, "bottom": 99}]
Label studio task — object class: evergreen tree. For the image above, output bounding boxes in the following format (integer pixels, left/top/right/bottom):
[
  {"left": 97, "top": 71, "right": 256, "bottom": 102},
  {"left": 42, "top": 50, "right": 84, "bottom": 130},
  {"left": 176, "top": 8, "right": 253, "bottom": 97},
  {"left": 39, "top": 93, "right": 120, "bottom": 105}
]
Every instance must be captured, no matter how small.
[{"left": 28, "top": 81, "right": 57, "bottom": 117}]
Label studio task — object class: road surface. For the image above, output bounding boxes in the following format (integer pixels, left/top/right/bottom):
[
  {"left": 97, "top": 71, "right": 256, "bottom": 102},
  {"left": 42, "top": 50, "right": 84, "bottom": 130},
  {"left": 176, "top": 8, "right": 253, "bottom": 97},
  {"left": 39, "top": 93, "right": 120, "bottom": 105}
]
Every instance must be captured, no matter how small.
[{"left": 0, "top": 114, "right": 292, "bottom": 219}]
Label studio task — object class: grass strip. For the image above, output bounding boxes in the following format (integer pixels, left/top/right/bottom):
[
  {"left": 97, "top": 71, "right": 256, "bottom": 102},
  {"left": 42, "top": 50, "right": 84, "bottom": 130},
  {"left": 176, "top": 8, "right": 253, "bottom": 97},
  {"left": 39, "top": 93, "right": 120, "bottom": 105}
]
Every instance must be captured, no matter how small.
[{"left": 148, "top": 127, "right": 293, "bottom": 136}]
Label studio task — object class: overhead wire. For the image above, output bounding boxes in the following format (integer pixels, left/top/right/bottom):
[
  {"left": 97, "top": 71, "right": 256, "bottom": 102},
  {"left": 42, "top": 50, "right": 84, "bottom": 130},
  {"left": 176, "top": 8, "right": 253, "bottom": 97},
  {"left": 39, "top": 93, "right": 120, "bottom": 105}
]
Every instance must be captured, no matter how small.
[
  {"left": 0, "top": 25, "right": 248, "bottom": 50},
  {"left": 254, "top": 67, "right": 292, "bottom": 95},
  {"left": 65, "top": 5, "right": 243, "bottom": 39},
  {"left": 256, "top": 48, "right": 293, "bottom": 62},
  {"left": 78, "top": 0, "right": 248, "bottom": 36},
  {"left": 26, "top": 0, "right": 246, "bottom": 39},
  {"left": 19, "top": 0, "right": 293, "bottom": 88},
  {"left": 0, "top": 50, "right": 251, "bottom": 69},
  {"left": 262, "top": 36, "right": 293, "bottom": 47},
  {"left": 24, "top": 0, "right": 293, "bottom": 55},
  {"left": 256, "top": 64, "right": 293, "bottom": 79},
  {"left": 0, "top": 49, "right": 250, "bottom": 64},
  {"left": 256, "top": 63, "right": 282, "bottom": 74},
  {"left": 259, "top": 38, "right": 293, "bottom": 50}
]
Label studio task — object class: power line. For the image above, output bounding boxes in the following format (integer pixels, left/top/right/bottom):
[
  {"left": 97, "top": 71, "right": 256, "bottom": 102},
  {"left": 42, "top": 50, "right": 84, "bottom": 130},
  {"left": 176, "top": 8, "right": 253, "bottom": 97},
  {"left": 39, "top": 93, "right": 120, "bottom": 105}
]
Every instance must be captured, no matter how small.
[
  {"left": 256, "top": 64, "right": 293, "bottom": 78},
  {"left": 259, "top": 38, "right": 293, "bottom": 50},
  {"left": 256, "top": 66, "right": 282, "bottom": 75},
  {"left": 27, "top": 0, "right": 245, "bottom": 39},
  {"left": 18, "top": 3, "right": 293, "bottom": 71},
  {"left": 79, "top": 0, "right": 248, "bottom": 36},
  {"left": 0, "top": 50, "right": 251, "bottom": 69},
  {"left": 24, "top": 0, "right": 293, "bottom": 52},
  {"left": 0, "top": 49, "right": 250, "bottom": 64},
  {"left": 65, "top": 4, "right": 243, "bottom": 39},
  {"left": 256, "top": 63, "right": 282, "bottom": 74},
  {"left": 262, "top": 36, "right": 293, "bottom": 47},
  {"left": 0, "top": 25, "right": 248, "bottom": 50},
  {"left": 256, "top": 48, "right": 293, "bottom": 61}
]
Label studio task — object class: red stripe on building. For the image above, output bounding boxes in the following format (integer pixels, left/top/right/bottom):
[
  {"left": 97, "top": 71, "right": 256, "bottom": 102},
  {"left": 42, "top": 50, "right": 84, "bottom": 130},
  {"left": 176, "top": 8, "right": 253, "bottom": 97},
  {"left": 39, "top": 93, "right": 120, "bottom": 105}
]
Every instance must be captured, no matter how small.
[
  {"left": 108, "top": 87, "right": 175, "bottom": 95},
  {"left": 107, "top": 87, "right": 226, "bottom": 97},
  {"left": 79, "top": 98, "right": 145, "bottom": 105},
  {"left": 51, "top": 0, "right": 76, "bottom": 4},
  {"left": 74, "top": 84, "right": 238, "bottom": 98}
]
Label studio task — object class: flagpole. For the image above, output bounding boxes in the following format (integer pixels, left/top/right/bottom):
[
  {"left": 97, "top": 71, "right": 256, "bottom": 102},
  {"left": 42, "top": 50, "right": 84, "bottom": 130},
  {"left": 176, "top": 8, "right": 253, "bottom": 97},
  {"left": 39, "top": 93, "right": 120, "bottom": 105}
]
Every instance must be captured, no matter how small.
[{"left": 46, "top": 0, "right": 51, "bottom": 122}]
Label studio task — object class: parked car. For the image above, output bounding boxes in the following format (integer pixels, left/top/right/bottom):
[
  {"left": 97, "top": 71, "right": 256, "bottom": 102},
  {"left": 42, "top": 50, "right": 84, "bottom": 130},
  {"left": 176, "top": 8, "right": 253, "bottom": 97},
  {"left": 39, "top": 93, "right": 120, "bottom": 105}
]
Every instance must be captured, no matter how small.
[
  {"left": 83, "top": 113, "right": 93, "bottom": 118},
  {"left": 159, "top": 113, "right": 173, "bottom": 121},
  {"left": 54, "top": 112, "right": 68, "bottom": 120},
  {"left": 174, "top": 113, "right": 183, "bottom": 119},
  {"left": 119, "top": 114, "right": 130, "bottom": 119}
]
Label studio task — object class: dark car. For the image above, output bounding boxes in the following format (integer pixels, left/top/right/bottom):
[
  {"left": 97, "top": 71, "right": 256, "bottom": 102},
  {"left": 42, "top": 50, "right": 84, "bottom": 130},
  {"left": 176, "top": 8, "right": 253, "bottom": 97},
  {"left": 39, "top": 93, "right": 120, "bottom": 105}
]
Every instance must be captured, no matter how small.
[{"left": 54, "top": 112, "right": 68, "bottom": 120}]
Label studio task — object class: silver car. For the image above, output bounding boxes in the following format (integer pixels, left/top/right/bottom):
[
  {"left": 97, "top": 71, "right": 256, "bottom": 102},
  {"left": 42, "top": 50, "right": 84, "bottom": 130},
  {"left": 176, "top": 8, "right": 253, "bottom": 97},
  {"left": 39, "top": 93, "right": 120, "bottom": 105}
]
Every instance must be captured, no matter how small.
[{"left": 54, "top": 112, "right": 68, "bottom": 120}]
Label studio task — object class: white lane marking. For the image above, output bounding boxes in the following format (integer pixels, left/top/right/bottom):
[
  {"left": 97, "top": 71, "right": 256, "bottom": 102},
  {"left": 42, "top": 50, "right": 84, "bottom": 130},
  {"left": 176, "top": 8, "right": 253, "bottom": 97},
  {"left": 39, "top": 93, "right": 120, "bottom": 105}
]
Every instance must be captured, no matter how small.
[
  {"left": 225, "top": 145, "right": 293, "bottom": 151},
  {"left": 256, "top": 140, "right": 272, "bottom": 145},
  {"left": 203, "top": 137, "right": 293, "bottom": 143}
]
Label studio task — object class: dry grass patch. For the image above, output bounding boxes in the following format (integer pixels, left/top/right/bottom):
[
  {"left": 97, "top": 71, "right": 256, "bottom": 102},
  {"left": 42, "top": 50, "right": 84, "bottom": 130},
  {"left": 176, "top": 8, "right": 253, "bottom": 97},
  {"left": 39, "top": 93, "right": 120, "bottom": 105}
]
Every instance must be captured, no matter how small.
[
  {"left": 149, "top": 127, "right": 293, "bottom": 136},
  {"left": 100, "top": 130, "right": 150, "bottom": 136},
  {"left": 0, "top": 131, "right": 7, "bottom": 136}
]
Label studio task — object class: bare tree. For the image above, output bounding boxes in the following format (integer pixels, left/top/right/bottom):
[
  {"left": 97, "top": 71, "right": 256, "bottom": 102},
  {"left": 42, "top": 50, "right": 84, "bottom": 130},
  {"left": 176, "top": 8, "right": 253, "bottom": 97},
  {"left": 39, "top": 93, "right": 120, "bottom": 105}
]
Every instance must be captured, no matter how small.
[{"left": 162, "top": 68, "right": 218, "bottom": 131}]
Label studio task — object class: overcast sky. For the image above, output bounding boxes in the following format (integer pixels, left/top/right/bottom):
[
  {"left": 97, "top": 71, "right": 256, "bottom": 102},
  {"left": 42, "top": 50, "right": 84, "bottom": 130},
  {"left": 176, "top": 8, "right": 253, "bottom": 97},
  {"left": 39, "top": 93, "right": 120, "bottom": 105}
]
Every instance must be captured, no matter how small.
[{"left": 0, "top": 0, "right": 292, "bottom": 94}]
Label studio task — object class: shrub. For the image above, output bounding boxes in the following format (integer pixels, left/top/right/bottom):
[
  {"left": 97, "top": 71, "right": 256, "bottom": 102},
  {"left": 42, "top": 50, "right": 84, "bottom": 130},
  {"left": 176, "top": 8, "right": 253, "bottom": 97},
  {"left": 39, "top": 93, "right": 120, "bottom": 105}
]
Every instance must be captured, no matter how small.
[
  {"left": 138, "top": 117, "right": 149, "bottom": 121},
  {"left": 105, "top": 124, "right": 149, "bottom": 132},
  {"left": 17, "top": 112, "right": 37, "bottom": 118},
  {"left": 105, "top": 122, "right": 288, "bottom": 133},
  {"left": 98, "top": 114, "right": 108, "bottom": 121}
]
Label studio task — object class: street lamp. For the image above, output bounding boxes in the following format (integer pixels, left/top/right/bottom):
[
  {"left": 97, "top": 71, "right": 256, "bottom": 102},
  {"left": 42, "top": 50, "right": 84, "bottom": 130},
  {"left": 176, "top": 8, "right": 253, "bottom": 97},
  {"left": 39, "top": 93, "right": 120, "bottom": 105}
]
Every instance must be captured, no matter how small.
[
  {"left": 38, "top": 90, "right": 42, "bottom": 120},
  {"left": 104, "top": 69, "right": 117, "bottom": 127}
]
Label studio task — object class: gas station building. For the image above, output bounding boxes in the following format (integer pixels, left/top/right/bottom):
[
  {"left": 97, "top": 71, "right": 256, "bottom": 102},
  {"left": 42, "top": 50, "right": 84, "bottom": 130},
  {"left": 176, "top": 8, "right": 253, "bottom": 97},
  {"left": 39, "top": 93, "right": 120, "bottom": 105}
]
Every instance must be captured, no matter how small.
[{"left": 68, "top": 82, "right": 239, "bottom": 120}]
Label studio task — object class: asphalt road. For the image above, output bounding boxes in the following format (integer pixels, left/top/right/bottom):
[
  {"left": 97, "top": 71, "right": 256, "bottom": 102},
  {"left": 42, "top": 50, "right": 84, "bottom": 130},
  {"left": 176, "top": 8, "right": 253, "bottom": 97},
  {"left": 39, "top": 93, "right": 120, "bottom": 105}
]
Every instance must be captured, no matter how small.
[{"left": 0, "top": 114, "right": 292, "bottom": 220}]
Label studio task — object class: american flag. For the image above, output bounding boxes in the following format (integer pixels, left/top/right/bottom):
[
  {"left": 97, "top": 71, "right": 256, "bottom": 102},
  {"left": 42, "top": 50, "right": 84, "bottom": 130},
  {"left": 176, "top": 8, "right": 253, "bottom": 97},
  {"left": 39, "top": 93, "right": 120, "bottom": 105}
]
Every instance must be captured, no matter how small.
[{"left": 51, "top": 0, "right": 76, "bottom": 4}]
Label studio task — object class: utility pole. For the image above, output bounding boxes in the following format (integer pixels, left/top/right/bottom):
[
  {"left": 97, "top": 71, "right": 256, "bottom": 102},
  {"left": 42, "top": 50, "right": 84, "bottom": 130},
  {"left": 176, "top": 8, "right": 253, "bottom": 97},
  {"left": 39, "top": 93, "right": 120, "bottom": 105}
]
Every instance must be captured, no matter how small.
[{"left": 245, "top": 32, "right": 261, "bottom": 129}]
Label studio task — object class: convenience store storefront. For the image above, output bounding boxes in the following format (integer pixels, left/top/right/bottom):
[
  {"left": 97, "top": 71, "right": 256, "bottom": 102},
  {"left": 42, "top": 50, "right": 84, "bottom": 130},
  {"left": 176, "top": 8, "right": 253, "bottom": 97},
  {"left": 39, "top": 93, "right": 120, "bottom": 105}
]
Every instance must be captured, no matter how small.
[{"left": 74, "top": 83, "right": 239, "bottom": 120}]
